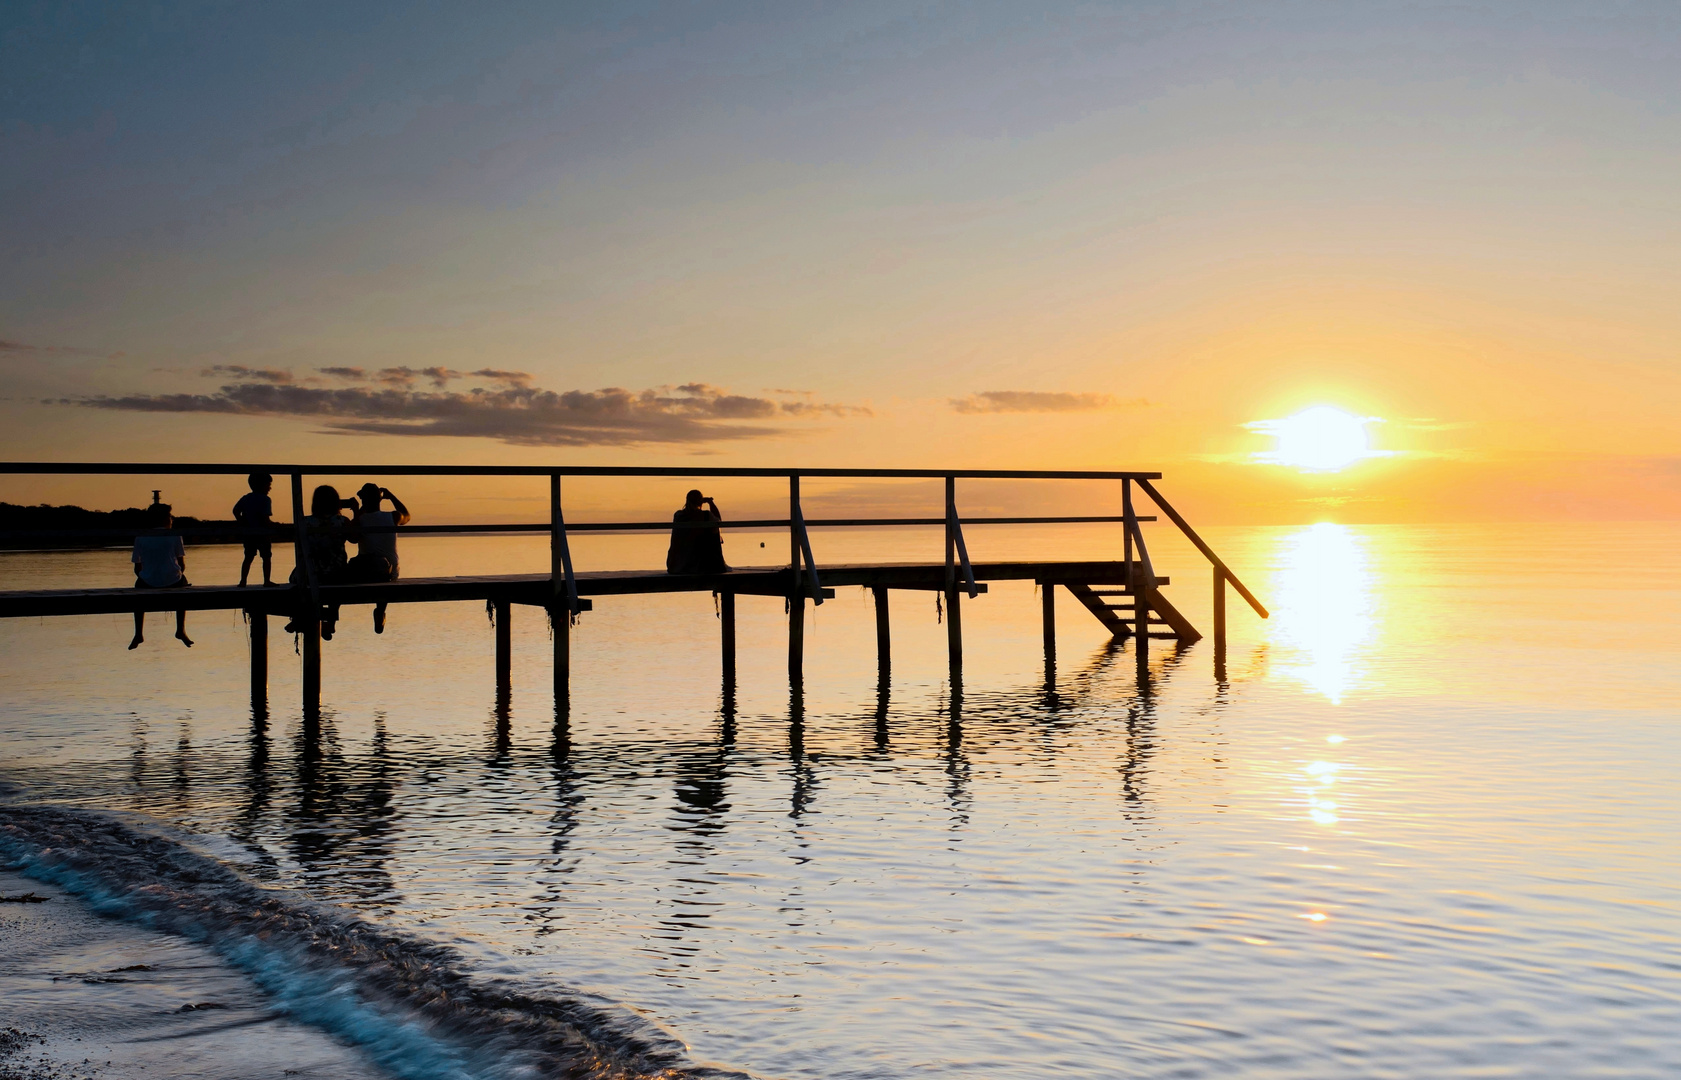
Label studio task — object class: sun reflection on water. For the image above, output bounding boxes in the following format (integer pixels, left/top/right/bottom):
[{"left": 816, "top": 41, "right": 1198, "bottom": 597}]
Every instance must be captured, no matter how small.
[{"left": 1270, "top": 522, "right": 1378, "bottom": 704}]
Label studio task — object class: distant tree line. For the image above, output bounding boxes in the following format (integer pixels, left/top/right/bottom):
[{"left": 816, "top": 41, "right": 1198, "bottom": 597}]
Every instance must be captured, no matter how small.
[{"left": 0, "top": 502, "right": 279, "bottom": 550}]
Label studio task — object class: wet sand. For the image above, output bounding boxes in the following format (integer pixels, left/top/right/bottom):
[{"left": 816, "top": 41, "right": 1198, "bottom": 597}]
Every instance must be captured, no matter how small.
[{"left": 0, "top": 868, "right": 390, "bottom": 1080}]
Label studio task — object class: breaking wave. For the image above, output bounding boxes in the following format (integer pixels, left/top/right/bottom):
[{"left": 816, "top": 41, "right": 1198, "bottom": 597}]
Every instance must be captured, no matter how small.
[{"left": 0, "top": 803, "right": 756, "bottom": 1080}]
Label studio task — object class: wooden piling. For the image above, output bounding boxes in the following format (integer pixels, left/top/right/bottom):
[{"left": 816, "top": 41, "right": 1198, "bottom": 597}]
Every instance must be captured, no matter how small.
[
  {"left": 248, "top": 610, "right": 267, "bottom": 714},
  {"left": 494, "top": 599, "right": 511, "bottom": 694},
  {"left": 789, "top": 597, "right": 804, "bottom": 681},
  {"left": 301, "top": 618, "right": 321, "bottom": 717},
  {"left": 550, "top": 473, "right": 570, "bottom": 710},
  {"left": 720, "top": 591, "right": 736, "bottom": 685},
  {"left": 945, "top": 476, "right": 962, "bottom": 671},
  {"left": 1134, "top": 581, "right": 1150, "bottom": 673},
  {"left": 1041, "top": 584, "right": 1056, "bottom": 659},
  {"left": 946, "top": 586, "right": 963, "bottom": 670},
  {"left": 1213, "top": 564, "right": 1227, "bottom": 679},
  {"left": 553, "top": 611, "right": 569, "bottom": 710},
  {"left": 873, "top": 587, "right": 890, "bottom": 670}
]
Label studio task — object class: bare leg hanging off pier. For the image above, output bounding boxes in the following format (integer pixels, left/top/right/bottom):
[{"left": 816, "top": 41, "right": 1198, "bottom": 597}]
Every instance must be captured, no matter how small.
[{"left": 129, "top": 609, "right": 192, "bottom": 649}]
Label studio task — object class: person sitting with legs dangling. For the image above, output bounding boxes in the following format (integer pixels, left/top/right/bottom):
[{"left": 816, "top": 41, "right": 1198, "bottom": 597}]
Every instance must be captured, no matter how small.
[
  {"left": 350, "top": 483, "right": 408, "bottom": 633},
  {"left": 130, "top": 501, "right": 193, "bottom": 649}
]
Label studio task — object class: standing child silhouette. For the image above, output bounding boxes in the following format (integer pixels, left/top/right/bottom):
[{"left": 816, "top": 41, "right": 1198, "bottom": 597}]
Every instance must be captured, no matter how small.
[{"left": 233, "top": 472, "right": 274, "bottom": 587}]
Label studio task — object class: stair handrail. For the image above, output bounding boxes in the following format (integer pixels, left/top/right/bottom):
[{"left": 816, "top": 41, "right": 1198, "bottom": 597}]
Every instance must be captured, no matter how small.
[
  {"left": 944, "top": 477, "right": 980, "bottom": 599},
  {"left": 1135, "top": 478, "right": 1268, "bottom": 619},
  {"left": 789, "top": 490, "right": 825, "bottom": 605},
  {"left": 550, "top": 473, "right": 581, "bottom": 617}
]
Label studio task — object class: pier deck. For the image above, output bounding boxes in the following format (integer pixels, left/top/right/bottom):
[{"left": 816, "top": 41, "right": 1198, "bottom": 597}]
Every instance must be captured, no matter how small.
[
  {"left": 0, "top": 461, "right": 1267, "bottom": 715},
  {"left": 0, "top": 561, "right": 1164, "bottom": 618}
]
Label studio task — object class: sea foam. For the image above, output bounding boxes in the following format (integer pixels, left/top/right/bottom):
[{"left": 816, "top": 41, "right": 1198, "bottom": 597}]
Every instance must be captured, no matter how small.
[{"left": 0, "top": 804, "right": 756, "bottom": 1080}]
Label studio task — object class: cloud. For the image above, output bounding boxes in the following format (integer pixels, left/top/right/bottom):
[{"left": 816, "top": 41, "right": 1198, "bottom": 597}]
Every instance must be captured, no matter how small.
[
  {"left": 777, "top": 399, "right": 872, "bottom": 417},
  {"left": 468, "top": 368, "right": 533, "bottom": 386},
  {"left": 67, "top": 378, "right": 869, "bottom": 447},
  {"left": 950, "top": 391, "right": 1148, "bottom": 414},
  {"left": 362, "top": 365, "right": 463, "bottom": 388},
  {"left": 203, "top": 364, "right": 293, "bottom": 384}
]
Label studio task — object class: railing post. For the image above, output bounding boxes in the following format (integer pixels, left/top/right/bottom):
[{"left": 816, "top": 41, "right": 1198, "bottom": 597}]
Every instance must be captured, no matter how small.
[
  {"left": 1124, "top": 486, "right": 1153, "bottom": 674},
  {"left": 550, "top": 473, "right": 570, "bottom": 711},
  {"left": 945, "top": 475, "right": 962, "bottom": 671},
  {"left": 290, "top": 472, "right": 307, "bottom": 587},
  {"left": 289, "top": 470, "right": 322, "bottom": 627},
  {"left": 788, "top": 474, "right": 804, "bottom": 684},
  {"left": 944, "top": 476, "right": 955, "bottom": 592},
  {"left": 1123, "top": 478, "right": 1133, "bottom": 590}
]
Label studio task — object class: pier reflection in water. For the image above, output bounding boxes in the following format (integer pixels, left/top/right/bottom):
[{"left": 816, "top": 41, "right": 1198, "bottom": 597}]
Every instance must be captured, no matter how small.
[{"left": 3, "top": 523, "right": 1681, "bottom": 1080}]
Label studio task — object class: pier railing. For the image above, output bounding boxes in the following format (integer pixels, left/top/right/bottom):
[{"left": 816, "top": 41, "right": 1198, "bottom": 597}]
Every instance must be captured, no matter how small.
[
  {"left": 0, "top": 462, "right": 1266, "bottom": 707},
  {"left": 0, "top": 463, "right": 1263, "bottom": 591}
]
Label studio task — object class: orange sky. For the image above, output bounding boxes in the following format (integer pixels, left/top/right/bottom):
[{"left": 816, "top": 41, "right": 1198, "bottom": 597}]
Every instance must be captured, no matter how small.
[{"left": 4, "top": 4, "right": 1679, "bottom": 525}]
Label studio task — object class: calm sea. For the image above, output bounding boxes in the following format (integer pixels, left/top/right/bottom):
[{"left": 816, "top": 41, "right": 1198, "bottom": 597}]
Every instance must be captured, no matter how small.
[{"left": 2, "top": 522, "right": 1678, "bottom": 1079}]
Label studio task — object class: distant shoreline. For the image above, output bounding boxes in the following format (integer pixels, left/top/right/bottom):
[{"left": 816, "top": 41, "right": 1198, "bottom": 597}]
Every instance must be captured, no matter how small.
[{"left": 0, "top": 502, "right": 281, "bottom": 551}]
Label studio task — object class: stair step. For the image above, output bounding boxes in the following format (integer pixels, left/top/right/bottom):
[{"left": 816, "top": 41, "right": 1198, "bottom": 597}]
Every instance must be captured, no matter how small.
[
  {"left": 1101, "top": 605, "right": 1168, "bottom": 621},
  {"left": 1060, "top": 581, "right": 1202, "bottom": 644}
]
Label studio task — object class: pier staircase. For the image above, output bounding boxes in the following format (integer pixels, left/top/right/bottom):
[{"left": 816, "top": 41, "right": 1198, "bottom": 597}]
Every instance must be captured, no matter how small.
[
  {"left": 1041, "top": 479, "right": 1205, "bottom": 646},
  {"left": 1062, "top": 581, "right": 1201, "bottom": 643}
]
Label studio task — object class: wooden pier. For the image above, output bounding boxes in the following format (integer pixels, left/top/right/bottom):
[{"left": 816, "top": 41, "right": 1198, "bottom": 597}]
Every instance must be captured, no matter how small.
[{"left": 0, "top": 464, "right": 1267, "bottom": 716}]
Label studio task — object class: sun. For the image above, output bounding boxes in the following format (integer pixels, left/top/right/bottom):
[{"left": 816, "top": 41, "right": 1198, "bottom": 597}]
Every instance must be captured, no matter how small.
[{"left": 1248, "top": 406, "right": 1383, "bottom": 472}]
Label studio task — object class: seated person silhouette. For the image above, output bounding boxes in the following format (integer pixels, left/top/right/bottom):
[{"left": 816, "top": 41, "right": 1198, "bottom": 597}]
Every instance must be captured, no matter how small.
[
  {"left": 287, "top": 484, "right": 357, "bottom": 640},
  {"left": 666, "top": 489, "right": 728, "bottom": 574},
  {"left": 349, "top": 482, "right": 409, "bottom": 634},
  {"left": 130, "top": 501, "right": 193, "bottom": 649},
  {"left": 233, "top": 471, "right": 275, "bottom": 587}
]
